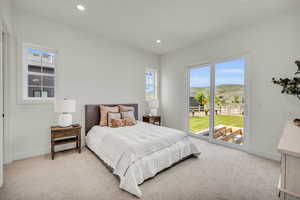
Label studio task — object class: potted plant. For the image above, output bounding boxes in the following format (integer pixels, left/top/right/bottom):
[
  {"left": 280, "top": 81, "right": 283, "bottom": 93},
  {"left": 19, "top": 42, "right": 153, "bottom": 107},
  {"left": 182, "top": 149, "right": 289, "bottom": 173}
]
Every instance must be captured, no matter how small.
[
  {"left": 272, "top": 60, "right": 300, "bottom": 126},
  {"left": 272, "top": 61, "right": 300, "bottom": 99}
]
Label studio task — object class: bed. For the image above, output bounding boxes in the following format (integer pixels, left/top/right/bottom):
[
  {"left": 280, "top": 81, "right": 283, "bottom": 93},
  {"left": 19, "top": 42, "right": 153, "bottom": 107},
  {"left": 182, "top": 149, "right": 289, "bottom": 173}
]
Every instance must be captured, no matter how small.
[{"left": 85, "top": 104, "right": 200, "bottom": 198}]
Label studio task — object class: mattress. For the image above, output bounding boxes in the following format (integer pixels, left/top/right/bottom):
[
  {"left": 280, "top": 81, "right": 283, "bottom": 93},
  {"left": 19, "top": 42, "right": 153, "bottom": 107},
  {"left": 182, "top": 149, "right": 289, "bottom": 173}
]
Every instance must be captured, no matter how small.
[{"left": 86, "top": 121, "right": 200, "bottom": 197}]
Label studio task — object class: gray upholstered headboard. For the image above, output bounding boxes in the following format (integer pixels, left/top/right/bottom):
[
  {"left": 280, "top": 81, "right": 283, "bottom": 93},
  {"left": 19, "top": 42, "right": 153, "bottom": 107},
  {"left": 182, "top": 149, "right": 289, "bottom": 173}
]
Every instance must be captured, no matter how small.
[{"left": 85, "top": 104, "right": 139, "bottom": 135}]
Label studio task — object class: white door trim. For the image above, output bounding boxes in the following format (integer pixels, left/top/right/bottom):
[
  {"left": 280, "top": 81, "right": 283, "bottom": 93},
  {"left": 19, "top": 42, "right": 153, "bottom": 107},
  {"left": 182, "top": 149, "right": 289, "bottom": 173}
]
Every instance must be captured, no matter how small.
[
  {"left": 0, "top": 22, "right": 4, "bottom": 187},
  {"left": 0, "top": 22, "right": 12, "bottom": 164}
]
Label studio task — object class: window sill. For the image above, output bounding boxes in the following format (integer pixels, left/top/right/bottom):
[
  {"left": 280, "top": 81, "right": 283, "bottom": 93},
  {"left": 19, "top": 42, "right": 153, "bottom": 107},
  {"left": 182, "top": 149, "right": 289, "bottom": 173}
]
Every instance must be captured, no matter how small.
[{"left": 18, "top": 98, "right": 55, "bottom": 105}]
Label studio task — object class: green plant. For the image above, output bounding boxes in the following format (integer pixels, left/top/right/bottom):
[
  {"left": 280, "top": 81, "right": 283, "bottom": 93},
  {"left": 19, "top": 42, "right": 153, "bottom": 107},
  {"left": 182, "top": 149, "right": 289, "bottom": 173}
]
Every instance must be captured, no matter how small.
[
  {"left": 215, "top": 96, "right": 220, "bottom": 105},
  {"left": 195, "top": 92, "right": 207, "bottom": 105},
  {"left": 233, "top": 96, "right": 240, "bottom": 104},
  {"left": 272, "top": 60, "right": 300, "bottom": 99},
  {"left": 204, "top": 104, "right": 209, "bottom": 115},
  {"left": 220, "top": 97, "right": 227, "bottom": 106}
]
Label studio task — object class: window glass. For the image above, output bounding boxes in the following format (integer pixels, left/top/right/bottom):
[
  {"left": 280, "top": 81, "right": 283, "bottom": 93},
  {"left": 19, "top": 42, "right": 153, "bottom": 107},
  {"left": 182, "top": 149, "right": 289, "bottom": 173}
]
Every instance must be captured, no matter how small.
[
  {"left": 42, "top": 76, "right": 55, "bottom": 87},
  {"left": 145, "top": 70, "right": 157, "bottom": 99},
  {"left": 24, "top": 45, "right": 56, "bottom": 100},
  {"left": 28, "top": 87, "right": 42, "bottom": 98},
  {"left": 42, "top": 67, "right": 55, "bottom": 74},
  {"left": 28, "top": 74, "right": 42, "bottom": 86},
  {"left": 28, "top": 65, "right": 42, "bottom": 73}
]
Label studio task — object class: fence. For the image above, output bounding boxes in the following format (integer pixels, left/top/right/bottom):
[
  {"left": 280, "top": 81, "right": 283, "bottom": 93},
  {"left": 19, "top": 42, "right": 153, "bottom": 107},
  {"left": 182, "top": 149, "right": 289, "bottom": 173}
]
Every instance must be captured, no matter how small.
[{"left": 189, "top": 105, "right": 244, "bottom": 116}]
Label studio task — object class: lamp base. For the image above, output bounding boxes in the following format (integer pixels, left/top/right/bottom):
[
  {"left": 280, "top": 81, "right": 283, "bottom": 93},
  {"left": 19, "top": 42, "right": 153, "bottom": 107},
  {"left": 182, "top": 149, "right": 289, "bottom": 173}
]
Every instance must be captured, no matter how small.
[
  {"left": 150, "top": 109, "right": 158, "bottom": 116},
  {"left": 58, "top": 113, "right": 72, "bottom": 127}
]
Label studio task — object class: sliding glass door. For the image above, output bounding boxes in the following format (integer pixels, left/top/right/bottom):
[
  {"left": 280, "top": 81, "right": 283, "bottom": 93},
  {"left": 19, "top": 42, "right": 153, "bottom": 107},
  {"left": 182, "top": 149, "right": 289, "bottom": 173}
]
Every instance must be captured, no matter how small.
[
  {"left": 188, "top": 65, "right": 211, "bottom": 138},
  {"left": 188, "top": 58, "right": 247, "bottom": 147},
  {"left": 213, "top": 59, "right": 246, "bottom": 146}
]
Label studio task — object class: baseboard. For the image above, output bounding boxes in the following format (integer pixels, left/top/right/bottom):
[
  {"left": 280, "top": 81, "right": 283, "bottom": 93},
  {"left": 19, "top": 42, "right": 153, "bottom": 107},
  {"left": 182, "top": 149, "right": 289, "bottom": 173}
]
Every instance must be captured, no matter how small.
[
  {"left": 248, "top": 149, "right": 281, "bottom": 162},
  {"left": 190, "top": 136, "right": 281, "bottom": 162},
  {"left": 4, "top": 156, "right": 13, "bottom": 164},
  {"left": 13, "top": 148, "right": 50, "bottom": 161},
  {"left": 11, "top": 140, "right": 280, "bottom": 163},
  {"left": 13, "top": 141, "right": 86, "bottom": 161}
]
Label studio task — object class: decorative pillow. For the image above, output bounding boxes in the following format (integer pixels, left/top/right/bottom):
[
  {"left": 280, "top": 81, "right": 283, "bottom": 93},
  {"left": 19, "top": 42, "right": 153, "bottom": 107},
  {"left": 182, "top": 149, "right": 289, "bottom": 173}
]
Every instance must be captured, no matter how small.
[
  {"left": 107, "top": 112, "right": 121, "bottom": 127},
  {"left": 111, "top": 118, "right": 125, "bottom": 128},
  {"left": 124, "top": 117, "right": 136, "bottom": 126},
  {"left": 119, "top": 105, "right": 135, "bottom": 112},
  {"left": 99, "top": 105, "right": 119, "bottom": 126},
  {"left": 121, "top": 111, "right": 136, "bottom": 124}
]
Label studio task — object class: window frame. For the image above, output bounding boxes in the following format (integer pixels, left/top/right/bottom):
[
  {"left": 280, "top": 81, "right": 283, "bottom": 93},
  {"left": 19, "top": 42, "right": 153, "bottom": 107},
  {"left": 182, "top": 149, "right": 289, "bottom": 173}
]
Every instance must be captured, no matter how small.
[
  {"left": 22, "top": 43, "right": 57, "bottom": 103},
  {"left": 145, "top": 68, "right": 158, "bottom": 100}
]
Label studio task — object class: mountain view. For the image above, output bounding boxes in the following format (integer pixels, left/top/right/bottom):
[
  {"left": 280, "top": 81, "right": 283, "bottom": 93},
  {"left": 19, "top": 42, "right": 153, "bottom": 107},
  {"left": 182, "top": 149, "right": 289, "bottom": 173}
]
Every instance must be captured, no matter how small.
[{"left": 190, "top": 84, "right": 244, "bottom": 98}]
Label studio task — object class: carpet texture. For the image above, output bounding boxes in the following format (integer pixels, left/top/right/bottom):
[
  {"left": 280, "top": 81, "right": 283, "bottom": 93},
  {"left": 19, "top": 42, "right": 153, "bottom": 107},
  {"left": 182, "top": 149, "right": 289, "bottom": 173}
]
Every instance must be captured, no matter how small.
[{"left": 0, "top": 139, "right": 279, "bottom": 200}]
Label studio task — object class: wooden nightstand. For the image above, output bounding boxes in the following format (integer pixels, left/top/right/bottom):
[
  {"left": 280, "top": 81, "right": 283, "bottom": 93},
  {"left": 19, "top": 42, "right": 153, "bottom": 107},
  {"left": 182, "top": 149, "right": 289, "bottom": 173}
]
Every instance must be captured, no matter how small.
[
  {"left": 143, "top": 116, "right": 161, "bottom": 126},
  {"left": 50, "top": 124, "right": 81, "bottom": 160}
]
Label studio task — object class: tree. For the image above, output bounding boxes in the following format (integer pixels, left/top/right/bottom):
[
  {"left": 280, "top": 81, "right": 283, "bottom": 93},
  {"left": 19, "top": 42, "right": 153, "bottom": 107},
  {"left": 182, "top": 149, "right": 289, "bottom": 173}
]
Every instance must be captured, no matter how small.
[
  {"left": 215, "top": 96, "right": 221, "bottom": 115},
  {"left": 220, "top": 97, "right": 227, "bottom": 105},
  {"left": 204, "top": 104, "right": 209, "bottom": 116},
  {"left": 195, "top": 92, "right": 207, "bottom": 105},
  {"left": 233, "top": 96, "right": 240, "bottom": 104},
  {"left": 195, "top": 92, "right": 209, "bottom": 115},
  {"left": 215, "top": 96, "right": 220, "bottom": 106}
]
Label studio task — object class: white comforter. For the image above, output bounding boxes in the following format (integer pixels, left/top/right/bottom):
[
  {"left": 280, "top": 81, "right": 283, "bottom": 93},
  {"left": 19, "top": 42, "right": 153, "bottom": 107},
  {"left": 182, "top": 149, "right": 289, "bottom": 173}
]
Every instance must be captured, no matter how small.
[{"left": 86, "top": 121, "right": 200, "bottom": 197}]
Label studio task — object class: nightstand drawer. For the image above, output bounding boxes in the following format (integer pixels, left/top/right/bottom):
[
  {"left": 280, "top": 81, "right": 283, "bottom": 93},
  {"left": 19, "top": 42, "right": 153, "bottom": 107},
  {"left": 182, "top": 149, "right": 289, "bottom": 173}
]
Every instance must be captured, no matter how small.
[
  {"left": 143, "top": 116, "right": 161, "bottom": 126},
  {"left": 52, "top": 129, "right": 79, "bottom": 138}
]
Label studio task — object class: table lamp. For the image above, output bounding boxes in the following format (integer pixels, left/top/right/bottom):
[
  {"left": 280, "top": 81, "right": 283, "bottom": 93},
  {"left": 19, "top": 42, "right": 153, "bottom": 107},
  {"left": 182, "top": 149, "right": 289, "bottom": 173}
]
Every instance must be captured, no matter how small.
[
  {"left": 54, "top": 99, "right": 76, "bottom": 127},
  {"left": 147, "top": 99, "right": 159, "bottom": 116}
]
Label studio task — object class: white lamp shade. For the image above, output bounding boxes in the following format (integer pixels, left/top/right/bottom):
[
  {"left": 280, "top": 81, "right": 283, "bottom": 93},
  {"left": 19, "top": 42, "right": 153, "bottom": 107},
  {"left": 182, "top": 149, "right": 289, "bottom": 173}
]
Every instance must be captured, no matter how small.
[
  {"left": 147, "top": 99, "right": 159, "bottom": 109},
  {"left": 54, "top": 99, "right": 76, "bottom": 113}
]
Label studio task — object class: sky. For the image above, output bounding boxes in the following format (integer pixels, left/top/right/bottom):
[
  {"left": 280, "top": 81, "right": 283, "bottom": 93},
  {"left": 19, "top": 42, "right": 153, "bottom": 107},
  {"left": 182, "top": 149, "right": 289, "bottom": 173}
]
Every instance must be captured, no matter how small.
[
  {"left": 145, "top": 71, "right": 155, "bottom": 93},
  {"left": 190, "top": 58, "right": 245, "bottom": 87},
  {"left": 28, "top": 48, "right": 55, "bottom": 56}
]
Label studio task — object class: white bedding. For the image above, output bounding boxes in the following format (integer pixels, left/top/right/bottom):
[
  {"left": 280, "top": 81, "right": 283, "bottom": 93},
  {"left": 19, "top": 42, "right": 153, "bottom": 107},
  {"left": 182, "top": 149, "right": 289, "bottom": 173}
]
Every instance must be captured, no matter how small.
[{"left": 86, "top": 121, "right": 200, "bottom": 197}]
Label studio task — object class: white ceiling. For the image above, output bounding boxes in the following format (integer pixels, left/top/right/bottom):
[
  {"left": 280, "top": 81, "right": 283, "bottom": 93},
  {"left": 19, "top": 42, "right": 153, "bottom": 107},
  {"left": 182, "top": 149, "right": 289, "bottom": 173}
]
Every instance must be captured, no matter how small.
[{"left": 13, "top": 0, "right": 300, "bottom": 55}]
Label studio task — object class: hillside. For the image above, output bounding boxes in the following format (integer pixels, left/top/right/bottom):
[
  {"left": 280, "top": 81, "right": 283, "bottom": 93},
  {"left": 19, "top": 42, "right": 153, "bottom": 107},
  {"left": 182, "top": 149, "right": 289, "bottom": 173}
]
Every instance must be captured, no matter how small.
[{"left": 190, "top": 84, "right": 244, "bottom": 97}]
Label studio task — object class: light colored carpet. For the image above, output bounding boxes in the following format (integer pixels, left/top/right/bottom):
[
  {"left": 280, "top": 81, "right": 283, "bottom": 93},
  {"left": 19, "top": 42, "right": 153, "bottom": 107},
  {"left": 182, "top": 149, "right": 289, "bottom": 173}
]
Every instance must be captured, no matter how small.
[{"left": 0, "top": 138, "right": 279, "bottom": 200}]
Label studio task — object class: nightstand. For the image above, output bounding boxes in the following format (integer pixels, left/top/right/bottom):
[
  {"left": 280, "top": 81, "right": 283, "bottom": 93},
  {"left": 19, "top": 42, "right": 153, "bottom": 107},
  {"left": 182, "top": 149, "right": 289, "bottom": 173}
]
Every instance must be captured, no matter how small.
[
  {"left": 50, "top": 124, "right": 81, "bottom": 160},
  {"left": 143, "top": 116, "right": 161, "bottom": 126}
]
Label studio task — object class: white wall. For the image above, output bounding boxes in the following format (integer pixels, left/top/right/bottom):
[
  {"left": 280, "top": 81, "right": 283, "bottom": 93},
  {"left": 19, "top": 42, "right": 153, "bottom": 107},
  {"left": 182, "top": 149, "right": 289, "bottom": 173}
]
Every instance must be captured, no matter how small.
[
  {"left": 8, "top": 9, "right": 159, "bottom": 161},
  {"left": 161, "top": 10, "right": 300, "bottom": 161},
  {"left": 0, "top": 0, "right": 13, "bottom": 33}
]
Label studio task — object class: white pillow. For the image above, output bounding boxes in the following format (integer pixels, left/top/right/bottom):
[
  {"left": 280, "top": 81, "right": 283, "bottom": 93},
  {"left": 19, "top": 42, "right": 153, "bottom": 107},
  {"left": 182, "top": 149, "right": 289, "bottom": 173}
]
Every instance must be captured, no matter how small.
[
  {"left": 121, "top": 111, "right": 136, "bottom": 123},
  {"left": 107, "top": 112, "right": 121, "bottom": 127}
]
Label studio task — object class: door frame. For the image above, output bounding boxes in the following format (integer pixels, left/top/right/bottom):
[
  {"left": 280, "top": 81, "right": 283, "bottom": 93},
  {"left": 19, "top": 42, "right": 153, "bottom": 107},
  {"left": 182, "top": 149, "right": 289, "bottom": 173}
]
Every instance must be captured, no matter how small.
[
  {"left": 0, "top": 21, "right": 5, "bottom": 187},
  {"left": 186, "top": 63, "right": 211, "bottom": 140},
  {"left": 185, "top": 54, "right": 250, "bottom": 151},
  {"left": 0, "top": 22, "right": 11, "bottom": 164}
]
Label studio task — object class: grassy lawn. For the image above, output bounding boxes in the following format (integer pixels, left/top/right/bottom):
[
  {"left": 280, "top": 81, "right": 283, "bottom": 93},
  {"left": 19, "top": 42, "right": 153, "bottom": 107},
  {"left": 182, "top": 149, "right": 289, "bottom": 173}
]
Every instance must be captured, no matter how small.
[{"left": 189, "top": 115, "right": 243, "bottom": 133}]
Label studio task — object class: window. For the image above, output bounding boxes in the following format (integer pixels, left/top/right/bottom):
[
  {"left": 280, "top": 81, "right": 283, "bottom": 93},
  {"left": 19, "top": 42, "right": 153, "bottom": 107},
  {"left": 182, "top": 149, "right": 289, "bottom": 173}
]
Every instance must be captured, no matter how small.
[
  {"left": 23, "top": 44, "right": 56, "bottom": 101},
  {"left": 145, "top": 69, "right": 158, "bottom": 99}
]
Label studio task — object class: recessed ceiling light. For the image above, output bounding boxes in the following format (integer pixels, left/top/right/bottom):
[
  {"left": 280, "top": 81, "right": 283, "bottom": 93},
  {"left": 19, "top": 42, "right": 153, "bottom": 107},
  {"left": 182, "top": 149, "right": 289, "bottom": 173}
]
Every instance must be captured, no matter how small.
[
  {"left": 156, "top": 40, "right": 162, "bottom": 44},
  {"left": 77, "top": 4, "right": 85, "bottom": 11}
]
